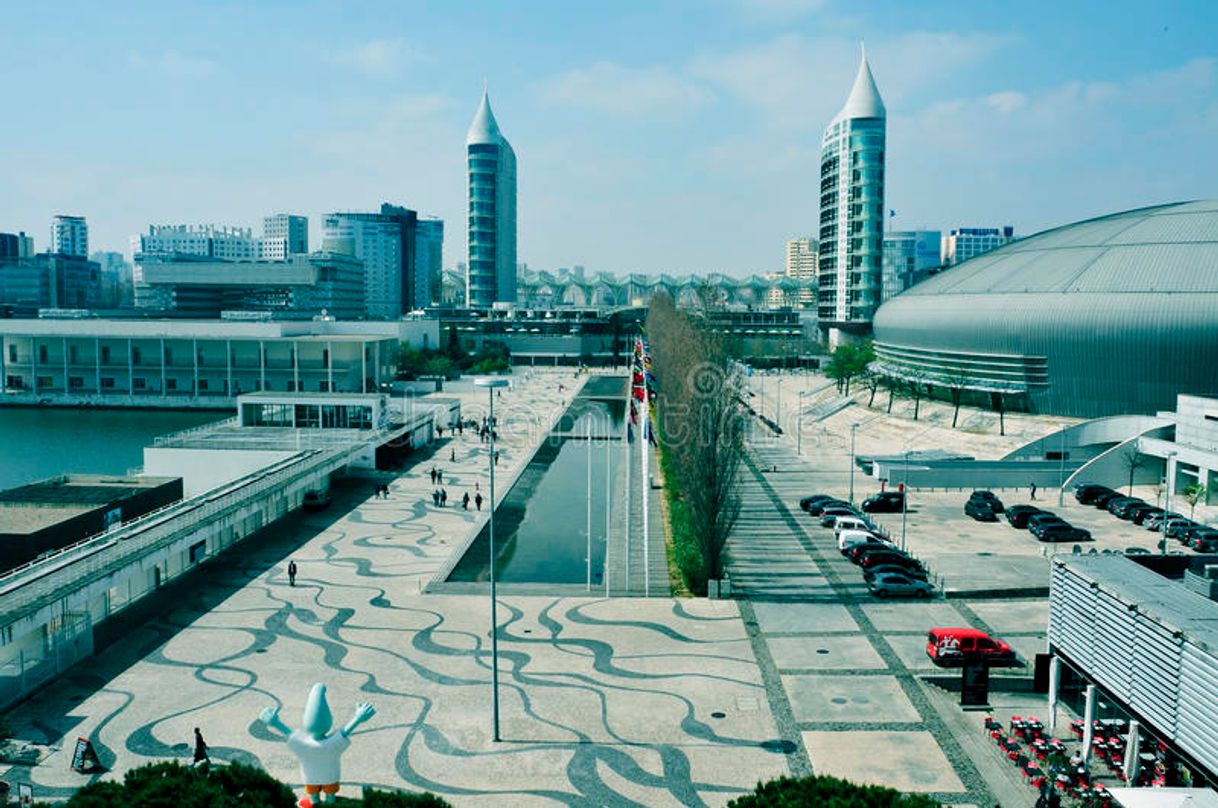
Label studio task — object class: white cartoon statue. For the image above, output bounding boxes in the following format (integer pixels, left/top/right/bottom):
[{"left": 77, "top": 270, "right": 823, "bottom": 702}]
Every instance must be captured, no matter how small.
[{"left": 259, "top": 682, "right": 375, "bottom": 805}]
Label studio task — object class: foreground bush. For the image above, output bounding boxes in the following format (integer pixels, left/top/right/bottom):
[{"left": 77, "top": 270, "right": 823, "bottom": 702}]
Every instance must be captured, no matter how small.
[
  {"left": 728, "top": 774, "right": 942, "bottom": 808},
  {"left": 36, "top": 761, "right": 451, "bottom": 807}
]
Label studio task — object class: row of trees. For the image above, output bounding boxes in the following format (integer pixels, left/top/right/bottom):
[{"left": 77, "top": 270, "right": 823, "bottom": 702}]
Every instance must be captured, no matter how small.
[
  {"left": 397, "top": 328, "right": 510, "bottom": 379},
  {"left": 647, "top": 293, "right": 745, "bottom": 595}
]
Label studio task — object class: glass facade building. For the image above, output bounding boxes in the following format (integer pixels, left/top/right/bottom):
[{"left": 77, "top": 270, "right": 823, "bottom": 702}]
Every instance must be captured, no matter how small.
[
  {"left": 818, "top": 52, "right": 885, "bottom": 343},
  {"left": 466, "top": 93, "right": 517, "bottom": 307}
]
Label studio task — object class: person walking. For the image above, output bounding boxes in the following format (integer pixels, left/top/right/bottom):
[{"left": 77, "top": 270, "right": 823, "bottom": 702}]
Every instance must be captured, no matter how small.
[
  {"left": 441, "top": 489, "right": 448, "bottom": 507},
  {"left": 450, "top": 448, "right": 456, "bottom": 463},
  {"left": 1030, "top": 482, "right": 1037, "bottom": 500},
  {"left": 193, "top": 727, "right": 210, "bottom": 766},
  {"left": 494, "top": 450, "right": 500, "bottom": 467},
  {"left": 429, "top": 467, "right": 437, "bottom": 485},
  {"left": 437, "top": 469, "right": 444, "bottom": 485},
  {"left": 475, "top": 492, "right": 483, "bottom": 511},
  {"left": 432, "top": 490, "right": 440, "bottom": 506},
  {"left": 288, "top": 560, "right": 297, "bottom": 587},
  {"left": 462, "top": 492, "right": 470, "bottom": 510}
]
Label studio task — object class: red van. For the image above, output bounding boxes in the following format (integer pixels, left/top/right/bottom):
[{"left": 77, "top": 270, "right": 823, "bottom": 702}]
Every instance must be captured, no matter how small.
[{"left": 926, "top": 627, "right": 1016, "bottom": 668}]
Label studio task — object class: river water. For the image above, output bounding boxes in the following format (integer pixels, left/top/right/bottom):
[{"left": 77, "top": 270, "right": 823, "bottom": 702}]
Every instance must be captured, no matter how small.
[{"left": 0, "top": 407, "right": 226, "bottom": 490}]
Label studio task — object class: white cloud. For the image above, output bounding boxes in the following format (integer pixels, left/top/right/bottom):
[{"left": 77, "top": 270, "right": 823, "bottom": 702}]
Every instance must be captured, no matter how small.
[
  {"left": 127, "top": 49, "right": 215, "bottom": 78},
  {"left": 536, "top": 62, "right": 714, "bottom": 117},
  {"left": 327, "top": 38, "right": 419, "bottom": 78},
  {"left": 986, "top": 90, "right": 1026, "bottom": 114}
]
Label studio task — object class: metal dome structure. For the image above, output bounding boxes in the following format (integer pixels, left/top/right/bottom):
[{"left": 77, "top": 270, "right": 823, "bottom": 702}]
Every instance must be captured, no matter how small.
[{"left": 872, "top": 201, "right": 1218, "bottom": 418}]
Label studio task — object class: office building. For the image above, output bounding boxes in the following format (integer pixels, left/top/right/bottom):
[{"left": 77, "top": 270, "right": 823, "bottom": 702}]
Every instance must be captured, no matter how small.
[
  {"left": 414, "top": 218, "right": 444, "bottom": 310},
  {"left": 881, "top": 230, "right": 941, "bottom": 303},
  {"left": 50, "top": 215, "right": 88, "bottom": 257},
  {"left": 0, "top": 253, "right": 101, "bottom": 315},
  {"left": 91, "top": 251, "right": 132, "bottom": 308},
  {"left": 942, "top": 226, "right": 1015, "bottom": 266},
  {"left": 466, "top": 92, "right": 517, "bottom": 307},
  {"left": 323, "top": 204, "right": 422, "bottom": 319},
  {"left": 872, "top": 201, "right": 1218, "bottom": 418},
  {"left": 132, "top": 224, "right": 259, "bottom": 261},
  {"left": 785, "top": 237, "right": 818, "bottom": 308},
  {"left": 0, "top": 232, "right": 34, "bottom": 262},
  {"left": 817, "top": 51, "right": 886, "bottom": 345},
  {"left": 133, "top": 252, "right": 364, "bottom": 319},
  {"left": 261, "top": 214, "right": 309, "bottom": 260}
]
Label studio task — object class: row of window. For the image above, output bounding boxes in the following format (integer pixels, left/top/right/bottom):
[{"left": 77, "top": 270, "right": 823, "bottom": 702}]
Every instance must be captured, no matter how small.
[
  {"left": 9, "top": 345, "right": 358, "bottom": 366},
  {"left": 10, "top": 376, "right": 343, "bottom": 394}
]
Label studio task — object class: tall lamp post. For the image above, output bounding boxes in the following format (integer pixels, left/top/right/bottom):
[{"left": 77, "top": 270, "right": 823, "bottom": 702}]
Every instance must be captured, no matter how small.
[
  {"left": 1162, "top": 450, "right": 1177, "bottom": 556},
  {"left": 475, "top": 377, "right": 509, "bottom": 742},
  {"left": 775, "top": 375, "right": 783, "bottom": 428},
  {"left": 797, "top": 391, "right": 809, "bottom": 455},
  {"left": 900, "top": 449, "right": 910, "bottom": 552},
  {"left": 849, "top": 422, "right": 860, "bottom": 505}
]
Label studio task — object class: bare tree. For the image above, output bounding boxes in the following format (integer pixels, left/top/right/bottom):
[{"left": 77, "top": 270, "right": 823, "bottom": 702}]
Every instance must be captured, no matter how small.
[
  {"left": 1120, "top": 446, "right": 1147, "bottom": 495},
  {"left": 944, "top": 369, "right": 973, "bottom": 429}
]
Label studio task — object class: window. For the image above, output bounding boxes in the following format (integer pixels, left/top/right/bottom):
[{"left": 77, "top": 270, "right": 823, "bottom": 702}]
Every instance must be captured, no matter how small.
[
  {"left": 131, "top": 347, "right": 142, "bottom": 365},
  {"left": 295, "top": 404, "right": 320, "bottom": 428},
  {"left": 133, "top": 377, "right": 146, "bottom": 390},
  {"left": 198, "top": 379, "right": 208, "bottom": 391},
  {"left": 38, "top": 345, "right": 47, "bottom": 363},
  {"left": 164, "top": 347, "right": 173, "bottom": 364},
  {"left": 69, "top": 346, "right": 78, "bottom": 363},
  {"left": 69, "top": 376, "right": 83, "bottom": 389},
  {"left": 101, "top": 345, "right": 111, "bottom": 364},
  {"left": 318, "top": 380, "right": 330, "bottom": 392},
  {"left": 167, "top": 378, "right": 177, "bottom": 390},
  {"left": 36, "top": 375, "right": 53, "bottom": 388},
  {"left": 7, "top": 345, "right": 15, "bottom": 362},
  {"left": 101, "top": 377, "right": 115, "bottom": 389}
]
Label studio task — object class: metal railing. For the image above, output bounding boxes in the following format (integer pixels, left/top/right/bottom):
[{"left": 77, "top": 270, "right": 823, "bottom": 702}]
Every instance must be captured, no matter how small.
[{"left": 152, "top": 416, "right": 238, "bottom": 445}]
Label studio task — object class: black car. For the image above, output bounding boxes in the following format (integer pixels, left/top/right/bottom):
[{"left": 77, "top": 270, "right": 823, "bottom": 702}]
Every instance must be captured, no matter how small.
[
  {"left": 862, "top": 491, "right": 906, "bottom": 513},
  {"left": 1167, "top": 519, "right": 1201, "bottom": 540},
  {"left": 1133, "top": 507, "right": 1165, "bottom": 526},
  {"left": 1038, "top": 524, "right": 1093, "bottom": 543},
  {"left": 1025, "top": 511, "right": 1061, "bottom": 530},
  {"left": 1030, "top": 518, "right": 1072, "bottom": 539},
  {"left": 1074, "top": 484, "right": 1115, "bottom": 505},
  {"left": 800, "top": 494, "right": 836, "bottom": 512},
  {"left": 1120, "top": 502, "right": 1157, "bottom": 522},
  {"left": 863, "top": 563, "right": 930, "bottom": 582},
  {"left": 1107, "top": 497, "right": 1143, "bottom": 517},
  {"left": 1005, "top": 505, "right": 1045, "bottom": 529},
  {"left": 806, "top": 498, "right": 850, "bottom": 516},
  {"left": 1183, "top": 526, "right": 1218, "bottom": 547},
  {"left": 857, "top": 551, "right": 925, "bottom": 573},
  {"left": 969, "top": 491, "right": 1005, "bottom": 513},
  {"left": 964, "top": 499, "right": 999, "bottom": 522},
  {"left": 1093, "top": 490, "right": 1124, "bottom": 508}
]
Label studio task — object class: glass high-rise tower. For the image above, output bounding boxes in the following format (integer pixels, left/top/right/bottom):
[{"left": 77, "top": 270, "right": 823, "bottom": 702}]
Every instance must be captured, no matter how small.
[
  {"left": 466, "top": 92, "right": 517, "bottom": 307},
  {"left": 817, "top": 50, "right": 885, "bottom": 345}
]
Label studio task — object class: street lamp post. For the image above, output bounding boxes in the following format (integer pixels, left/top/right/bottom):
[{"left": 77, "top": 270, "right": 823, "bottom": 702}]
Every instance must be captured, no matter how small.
[
  {"left": 849, "top": 422, "right": 860, "bottom": 505},
  {"left": 1162, "top": 451, "right": 1177, "bottom": 556},
  {"left": 901, "top": 449, "right": 910, "bottom": 552},
  {"left": 797, "top": 391, "right": 809, "bottom": 455},
  {"left": 776, "top": 375, "right": 782, "bottom": 428},
  {"left": 475, "top": 377, "right": 509, "bottom": 742}
]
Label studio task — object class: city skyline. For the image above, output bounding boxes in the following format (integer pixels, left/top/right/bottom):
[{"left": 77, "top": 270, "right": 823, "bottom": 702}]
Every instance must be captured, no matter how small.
[{"left": 1, "top": 1, "right": 1215, "bottom": 276}]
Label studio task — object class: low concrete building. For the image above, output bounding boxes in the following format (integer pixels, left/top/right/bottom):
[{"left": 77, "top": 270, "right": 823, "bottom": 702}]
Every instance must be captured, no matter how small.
[{"left": 0, "top": 474, "right": 182, "bottom": 574}]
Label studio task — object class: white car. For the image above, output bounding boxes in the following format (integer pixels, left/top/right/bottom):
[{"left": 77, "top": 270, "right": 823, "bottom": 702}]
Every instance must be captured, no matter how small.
[
  {"left": 838, "top": 529, "right": 892, "bottom": 553},
  {"left": 833, "top": 516, "right": 875, "bottom": 536}
]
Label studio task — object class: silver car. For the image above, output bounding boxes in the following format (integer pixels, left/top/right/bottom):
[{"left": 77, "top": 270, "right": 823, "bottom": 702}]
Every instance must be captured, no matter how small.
[{"left": 869, "top": 572, "right": 935, "bottom": 599}]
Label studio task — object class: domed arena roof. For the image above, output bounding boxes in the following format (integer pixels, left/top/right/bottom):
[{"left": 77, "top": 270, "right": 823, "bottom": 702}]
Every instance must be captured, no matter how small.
[{"left": 872, "top": 201, "right": 1218, "bottom": 418}]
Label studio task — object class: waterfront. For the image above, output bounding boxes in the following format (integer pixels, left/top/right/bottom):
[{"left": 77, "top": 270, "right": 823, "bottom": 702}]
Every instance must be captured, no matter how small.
[{"left": 0, "top": 407, "right": 225, "bottom": 490}]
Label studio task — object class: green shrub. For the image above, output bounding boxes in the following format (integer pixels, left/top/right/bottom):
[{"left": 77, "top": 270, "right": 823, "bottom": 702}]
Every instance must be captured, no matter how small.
[{"left": 728, "top": 774, "right": 942, "bottom": 807}]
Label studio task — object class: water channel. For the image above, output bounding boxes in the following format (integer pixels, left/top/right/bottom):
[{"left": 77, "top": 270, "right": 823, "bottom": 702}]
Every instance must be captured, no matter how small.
[{"left": 447, "top": 376, "right": 627, "bottom": 584}]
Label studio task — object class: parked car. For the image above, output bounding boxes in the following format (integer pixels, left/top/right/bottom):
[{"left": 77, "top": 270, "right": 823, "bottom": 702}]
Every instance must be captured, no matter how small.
[
  {"left": 870, "top": 573, "right": 935, "bottom": 599},
  {"left": 856, "top": 550, "right": 924, "bottom": 573},
  {"left": 800, "top": 494, "right": 837, "bottom": 512},
  {"left": 1184, "top": 528, "right": 1218, "bottom": 550},
  {"left": 861, "top": 491, "right": 906, "bottom": 513},
  {"left": 1030, "top": 517, "right": 1073, "bottom": 539},
  {"left": 1093, "top": 490, "right": 1125, "bottom": 508},
  {"left": 302, "top": 490, "right": 331, "bottom": 511},
  {"left": 833, "top": 516, "right": 876, "bottom": 536},
  {"left": 1181, "top": 524, "right": 1217, "bottom": 545},
  {"left": 806, "top": 498, "right": 850, "bottom": 516},
  {"left": 848, "top": 542, "right": 904, "bottom": 562},
  {"left": 863, "top": 563, "right": 929, "bottom": 582},
  {"left": 1132, "top": 507, "right": 1165, "bottom": 526},
  {"left": 1118, "top": 502, "right": 1156, "bottom": 522},
  {"left": 1005, "top": 505, "right": 1045, "bottom": 529},
  {"left": 964, "top": 499, "right": 999, "bottom": 522},
  {"left": 968, "top": 491, "right": 1005, "bottom": 513},
  {"left": 1074, "top": 484, "right": 1115, "bottom": 505},
  {"left": 1107, "top": 497, "right": 1144, "bottom": 517},
  {"left": 1144, "top": 512, "right": 1182, "bottom": 530},
  {"left": 820, "top": 507, "right": 859, "bottom": 528},
  {"left": 1167, "top": 519, "right": 1201, "bottom": 540},
  {"left": 838, "top": 530, "right": 890, "bottom": 553},
  {"left": 1037, "top": 524, "right": 1093, "bottom": 543},
  {"left": 1026, "top": 511, "right": 1064, "bottom": 531},
  {"left": 1194, "top": 536, "right": 1218, "bottom": 553},
  {"left": 926, "top": 627, "right": 1017, "bottom": 668}
]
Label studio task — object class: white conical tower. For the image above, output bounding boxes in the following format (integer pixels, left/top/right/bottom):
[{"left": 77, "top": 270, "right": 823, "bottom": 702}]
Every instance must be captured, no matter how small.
[
  {"left": 832, "top": 48, "right": 886, "bottom": 123},
  {"left": 466, "top": 91, "right": 503, "bottom": 146},
  {"left": 466, "top": 91, "right": 517, "bottom": 307}
]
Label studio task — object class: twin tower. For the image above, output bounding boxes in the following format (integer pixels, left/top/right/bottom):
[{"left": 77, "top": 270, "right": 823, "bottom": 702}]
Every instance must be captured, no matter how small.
[{"left": 464, "top": 52, "right": 884, "bottom": 322}]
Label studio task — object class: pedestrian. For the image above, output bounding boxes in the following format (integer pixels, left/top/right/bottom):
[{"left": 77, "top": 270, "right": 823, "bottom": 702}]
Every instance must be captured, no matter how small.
[
  {"left": 288, "top": 560, "right": 297, "bottom": 587},
  {"left": 475, "top": 492, "right": 483, "bottom": 511},
  {"left": 381, "top": 484, "right": 389, "bottom": 499},
  {"left": 193, "top": 727, "right": 209, "bottom": 766},
  {"left": 432, "top": 490, "right": 440, "bottom": 506},
  {"left": 430, "top": 467, "right": 436, "bottom": 484},
  {"left": 494, "top": 450, "right": 500, "bottom": 466},
  {"left": 475, "top": 481, "right": 480, "bottom": 492},
  {"left": 437, "top": 469, "right": 444, "bottom": 484},
  {"left": 462, "top": 492, "right": 470, "bottom": 510},
  {"left": 1030, "top": 482, "right": 1037, "bottom": 500},
  {"left": 450, "top": 448, "right": 456, "bottom": 463},
  {"left": 440, "top": 488, "right": 448, "bottom": 507},
  {"left": 457, "top": 422, "right": 463, "bottom": 436},
  {"left": 438, "top": 425, "right": 444, "bottom": 438}
]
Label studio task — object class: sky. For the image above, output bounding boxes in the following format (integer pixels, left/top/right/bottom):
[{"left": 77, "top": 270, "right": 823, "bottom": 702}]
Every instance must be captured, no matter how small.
[{"left": 1, "top": 0, "right": 1216, "bottom": 276}]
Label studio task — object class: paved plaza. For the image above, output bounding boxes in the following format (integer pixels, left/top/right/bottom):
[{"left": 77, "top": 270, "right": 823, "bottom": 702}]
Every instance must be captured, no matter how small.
[{"left": 0, "top": 368, "right": 1146, "bottom": 806}]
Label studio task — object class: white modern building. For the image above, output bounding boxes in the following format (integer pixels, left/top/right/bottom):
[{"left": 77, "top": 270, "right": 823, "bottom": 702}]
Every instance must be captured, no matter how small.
[
  {"left": 50, "top": 215, "right": 88, "bottom": 257},
  {"left": 785, "top": 237, "right": 817, "bottom": 308},
  {"left": 0, "top": 318, "right": 445, "bottom": 407},
  {"left": 881, "top": 230, "right": 941, "bottom": 303},
  {"left": 260, "top": 214, "right": 309, "bottom": 260},
  {"left": 942, "top": 226, "right": 1015, "bottom": 266},
  {"left": 132, "top": 224, "right": 259, "bottom": 262},
  {"left": 466, "top": 92, "right": 517, "bottom": 307},
  {"left": 817, "top": 50, "right": 886, "bottom": 345}
]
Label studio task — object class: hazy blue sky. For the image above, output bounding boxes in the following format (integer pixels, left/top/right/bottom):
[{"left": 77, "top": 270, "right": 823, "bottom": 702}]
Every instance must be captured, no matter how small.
[{"left": 2, "top": 0, "right": 1215, "bottom": 275}]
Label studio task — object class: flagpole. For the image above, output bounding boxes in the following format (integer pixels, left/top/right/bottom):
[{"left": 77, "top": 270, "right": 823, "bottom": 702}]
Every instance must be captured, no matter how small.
[
  {"left": 641, "top": 352, "right": 650, "bottom": 597},
  {"left": 624, "top": 394, "right": 632, "bottom": 594},
  {"left": 604, "top": 408, "right": 611, "bottom": 598}
]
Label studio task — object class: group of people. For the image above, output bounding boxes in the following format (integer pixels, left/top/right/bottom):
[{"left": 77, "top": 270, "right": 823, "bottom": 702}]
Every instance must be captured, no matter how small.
[{"left": 372, "top": 483, "right": 390, "bottom": 499}]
